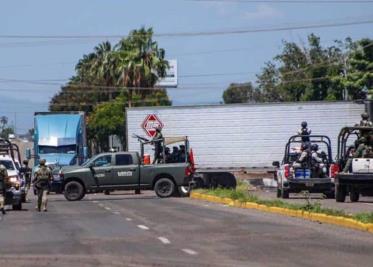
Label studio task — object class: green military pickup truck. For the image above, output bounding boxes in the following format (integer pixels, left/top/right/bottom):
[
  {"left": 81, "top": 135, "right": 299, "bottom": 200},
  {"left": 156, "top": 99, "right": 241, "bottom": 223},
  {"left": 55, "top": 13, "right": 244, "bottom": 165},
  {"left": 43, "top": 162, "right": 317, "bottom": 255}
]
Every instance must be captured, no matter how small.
[{"left": 60, "top": 150, "right": 194, "bottom": 201}]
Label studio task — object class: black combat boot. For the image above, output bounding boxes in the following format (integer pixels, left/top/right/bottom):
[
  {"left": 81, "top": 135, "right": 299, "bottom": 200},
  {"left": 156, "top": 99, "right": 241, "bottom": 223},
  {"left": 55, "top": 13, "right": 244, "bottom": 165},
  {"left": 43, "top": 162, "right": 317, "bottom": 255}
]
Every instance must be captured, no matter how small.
[{"left": 1, "top": 208, "right": 5, "bottom": 215}]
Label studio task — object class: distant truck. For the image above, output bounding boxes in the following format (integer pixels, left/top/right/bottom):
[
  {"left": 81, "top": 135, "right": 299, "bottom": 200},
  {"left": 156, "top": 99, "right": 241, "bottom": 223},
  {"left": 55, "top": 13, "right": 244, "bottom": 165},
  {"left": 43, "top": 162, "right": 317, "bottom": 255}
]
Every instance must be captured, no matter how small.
[
  {"left": 30, "top": 112, "right": 88, "bottom": 193},
  {"left": 273, "top": 135, "right": 336, "bottom": 199},
  {"left": 126, "top": 102, "right": 363, "bottom": 188},
  {"left": 60, "top": 136, "right": 194, "bottom": 200},
  {"left": 334, "top": 126, "right": 373, "bottom": 202}
]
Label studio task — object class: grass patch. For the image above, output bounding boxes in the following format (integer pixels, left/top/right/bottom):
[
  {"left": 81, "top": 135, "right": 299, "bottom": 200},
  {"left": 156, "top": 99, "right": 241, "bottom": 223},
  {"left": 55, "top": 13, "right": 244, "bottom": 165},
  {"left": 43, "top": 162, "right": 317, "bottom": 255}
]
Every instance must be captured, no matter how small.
[{"left": 195, "top": 186, "right": 373, "bottom": 224}]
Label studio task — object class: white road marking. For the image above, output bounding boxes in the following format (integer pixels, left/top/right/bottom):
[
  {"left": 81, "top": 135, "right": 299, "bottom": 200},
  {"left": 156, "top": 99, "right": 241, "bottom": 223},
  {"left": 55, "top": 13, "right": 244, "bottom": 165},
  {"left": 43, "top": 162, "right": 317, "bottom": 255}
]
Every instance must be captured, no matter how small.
[
  {"left": 92, "top": 201, "right": 98, "bottom": 203},
  {"left": 113, "top": 211, "right": 120, "bottom": 215},
  {"left": 98, "top": 203, "right": 105, "bottom": 207},
  {"left": 158, "top": 237, "right": 171, "bottom": 244},
  {"left": 137, "top": 225, "right": 149, "bottom": 230},
  {"left": 182, "top": 249, "right": 198, "bottom": 255},
  {"left": 204, "top": 204, "right": 209, "bottom": 207},
  {"left": 126, "top": 218, "right": 132, "bottom": 221},
  {"left": 104, "top": 207, "right": 112, "bottom": 211}
]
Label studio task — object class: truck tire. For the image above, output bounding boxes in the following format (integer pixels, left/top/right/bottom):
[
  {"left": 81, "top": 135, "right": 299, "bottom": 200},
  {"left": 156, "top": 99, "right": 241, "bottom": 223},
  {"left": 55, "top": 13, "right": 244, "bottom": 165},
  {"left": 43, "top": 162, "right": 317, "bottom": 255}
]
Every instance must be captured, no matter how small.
[
  {"left": 64, "top": 181, "right": 85, "bottom": 201},
  {"left": 154, "top": 178, "right": 176, "bottom": 198},
  {"left": 349, "top": 190, "right": 360, "bottom": 202},
  {"left": 335, "top": 184, "right": 346, "bottom": 202}
]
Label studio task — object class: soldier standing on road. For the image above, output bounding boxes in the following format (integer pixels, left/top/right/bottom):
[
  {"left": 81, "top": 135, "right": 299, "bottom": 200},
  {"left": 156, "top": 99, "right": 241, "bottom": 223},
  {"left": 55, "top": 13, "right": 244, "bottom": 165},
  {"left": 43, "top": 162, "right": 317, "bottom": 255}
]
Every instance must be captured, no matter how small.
[
  {"left": 152, "top": 126, "right": 164, "bottom": 164},
  {"left": 19, "top": 160, "right": 32, "bottom": 200},
  {"left": 32, "top": 159, "right": 52, "bottom": 212},
  {"left": 0, "top": 164, "right": 8, "bottom": 215},
  {"left": 297, "top": 121, "right": 312, "bottom": 143}
]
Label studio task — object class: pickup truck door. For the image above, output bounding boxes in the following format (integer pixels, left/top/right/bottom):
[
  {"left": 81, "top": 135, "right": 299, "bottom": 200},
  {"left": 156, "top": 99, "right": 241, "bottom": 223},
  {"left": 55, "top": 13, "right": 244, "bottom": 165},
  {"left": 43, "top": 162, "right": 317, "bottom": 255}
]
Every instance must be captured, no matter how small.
[
  {"left": 111, "top": 154, "right": 139, "bottom": 186},
  {"left": 91, "top": 155, "right": 113, "bottom": 186}
]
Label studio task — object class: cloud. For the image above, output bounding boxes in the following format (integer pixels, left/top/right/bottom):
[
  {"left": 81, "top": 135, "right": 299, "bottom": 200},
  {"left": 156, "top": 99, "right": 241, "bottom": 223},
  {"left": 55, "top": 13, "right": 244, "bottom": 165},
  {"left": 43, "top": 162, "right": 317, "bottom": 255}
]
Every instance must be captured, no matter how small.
[{"left": 242, "top": 4, "right": 283, "bottom": 20}]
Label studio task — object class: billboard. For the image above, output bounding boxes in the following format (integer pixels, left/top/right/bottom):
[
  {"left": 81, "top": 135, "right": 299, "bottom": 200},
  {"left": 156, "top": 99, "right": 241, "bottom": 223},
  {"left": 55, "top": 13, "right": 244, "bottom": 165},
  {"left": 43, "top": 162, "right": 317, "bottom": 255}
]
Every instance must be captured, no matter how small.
[{"left": 156, "top": 59, "right": 177, "bottom": 88}]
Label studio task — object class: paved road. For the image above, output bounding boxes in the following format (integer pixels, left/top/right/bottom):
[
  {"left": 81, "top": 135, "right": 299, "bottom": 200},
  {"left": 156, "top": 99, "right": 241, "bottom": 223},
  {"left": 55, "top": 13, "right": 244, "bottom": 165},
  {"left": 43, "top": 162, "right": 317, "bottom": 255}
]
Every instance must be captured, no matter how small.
[
  {"left": 1, "top": 191, "right": 373, "bottom": 267},
  {"left": 252, "top": 189, "right": 373, "bottom": 214}
]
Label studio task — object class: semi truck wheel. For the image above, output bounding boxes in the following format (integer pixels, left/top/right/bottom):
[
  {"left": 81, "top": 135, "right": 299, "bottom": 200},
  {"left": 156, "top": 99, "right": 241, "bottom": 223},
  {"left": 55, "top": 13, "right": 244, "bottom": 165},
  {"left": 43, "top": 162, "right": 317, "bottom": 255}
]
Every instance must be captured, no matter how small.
[
  {"left": 64, "top": 181, "right": 85, "bottom": 201},
  {"left": 154, "top": 178, "right": 175, "bottom": 198},
  {"left": 349, "top": 190, "right": 360, "bottom": 202},
  {"left": 335, "top": 184, "right": 346, "bottom": 202}
]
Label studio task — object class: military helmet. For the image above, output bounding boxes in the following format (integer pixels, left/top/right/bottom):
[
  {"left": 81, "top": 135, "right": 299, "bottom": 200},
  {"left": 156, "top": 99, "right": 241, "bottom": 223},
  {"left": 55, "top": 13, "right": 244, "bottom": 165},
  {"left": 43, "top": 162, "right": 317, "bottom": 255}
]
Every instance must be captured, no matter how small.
[
  {"left": 301, "top": 143, "right": 309, "bottom": 150},
  {"left": 301, "top": 121, "right": 307, "bottom": 128},
  {"left": 361, "top": 112, "right": 369, "bottom": 120},
  {"left": 39, "top": 159, "right": 46, "bottom": 166},
  {"left": 311, "top": 144, "right": 319, "bottom": 151}
]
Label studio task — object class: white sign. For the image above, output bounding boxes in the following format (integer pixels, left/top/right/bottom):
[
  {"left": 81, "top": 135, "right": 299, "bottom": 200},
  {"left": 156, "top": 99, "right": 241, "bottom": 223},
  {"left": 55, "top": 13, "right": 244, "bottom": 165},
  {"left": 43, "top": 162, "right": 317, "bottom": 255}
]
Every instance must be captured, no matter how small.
[{"left": 156, "top": 59, "right": 178, "bottom": 88}]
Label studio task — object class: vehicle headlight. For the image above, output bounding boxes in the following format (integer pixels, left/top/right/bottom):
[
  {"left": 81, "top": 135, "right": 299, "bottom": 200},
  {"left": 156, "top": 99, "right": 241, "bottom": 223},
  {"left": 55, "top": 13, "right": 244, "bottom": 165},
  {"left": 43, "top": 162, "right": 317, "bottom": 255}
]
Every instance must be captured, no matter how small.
[{"left": 9, "top": 177, "right": 18, "bottom": 183}]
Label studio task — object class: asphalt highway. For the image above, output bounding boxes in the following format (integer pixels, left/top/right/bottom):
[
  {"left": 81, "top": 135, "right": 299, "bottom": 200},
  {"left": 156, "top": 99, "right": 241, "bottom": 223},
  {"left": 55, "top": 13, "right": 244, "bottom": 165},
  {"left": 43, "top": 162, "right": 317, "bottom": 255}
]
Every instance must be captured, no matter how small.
[{"left": 0, "top": 191, "right": 372, "bottom": 267}]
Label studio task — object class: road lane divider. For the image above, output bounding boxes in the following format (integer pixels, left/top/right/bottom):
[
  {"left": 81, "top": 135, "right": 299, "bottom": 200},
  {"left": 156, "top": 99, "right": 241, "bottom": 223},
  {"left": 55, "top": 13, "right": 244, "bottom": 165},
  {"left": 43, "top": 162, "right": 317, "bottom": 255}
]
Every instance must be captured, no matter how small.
[
  {"left": 158, "top": 237, "right": 171, "bottom": 245},
  {"left": 137, "top": 225, "right": 149, "bottom": 230},
  {"left": 126, "top": 217, "right": 132, "bottom": 221},
  {"left": 191, "top": 192, "right": 373, "bottom": 234},
  {"left": 182, "top": 249, "right": 198, "bottom": 255}
]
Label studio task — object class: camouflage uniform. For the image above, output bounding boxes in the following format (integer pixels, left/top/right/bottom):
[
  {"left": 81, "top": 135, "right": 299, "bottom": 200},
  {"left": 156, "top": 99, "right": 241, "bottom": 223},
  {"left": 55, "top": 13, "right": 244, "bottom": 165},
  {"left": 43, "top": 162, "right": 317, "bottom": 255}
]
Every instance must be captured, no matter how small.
[
  {"left": 359, "top": 113, "right": 373, "bottom": 127},
  {"left": 0, "top": 164, "right": 8, "bottom": 214},
  {"left": 32, "top": 160, "right": 52, "bottom": 212},
  {"left": 152, "top": 128, "right": 164, "bottom": 164},
  {"left": 342, "top": 141, "right": 368, "bottom": 173},
  {"left": 297, "top": 121, "right": 311, "bottom": 143}
]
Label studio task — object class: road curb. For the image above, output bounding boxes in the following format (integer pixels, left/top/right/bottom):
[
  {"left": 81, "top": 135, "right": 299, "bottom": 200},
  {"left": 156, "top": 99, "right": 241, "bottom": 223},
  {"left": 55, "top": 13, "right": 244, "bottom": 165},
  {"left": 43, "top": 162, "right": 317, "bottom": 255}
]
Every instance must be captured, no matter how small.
[{"left": 190, "top": 192, "right": 373, "bottom": 234}]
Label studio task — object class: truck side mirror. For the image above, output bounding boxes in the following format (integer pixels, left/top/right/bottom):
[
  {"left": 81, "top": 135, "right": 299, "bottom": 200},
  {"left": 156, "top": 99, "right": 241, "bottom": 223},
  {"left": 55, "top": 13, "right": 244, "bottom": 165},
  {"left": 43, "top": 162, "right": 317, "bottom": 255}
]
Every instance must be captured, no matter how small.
[
  {"left": 272, "top": 161, "right": 280, "bottom": 168},
  {"left": 26, "top": 148, "right": 32, "bottom": 160}
]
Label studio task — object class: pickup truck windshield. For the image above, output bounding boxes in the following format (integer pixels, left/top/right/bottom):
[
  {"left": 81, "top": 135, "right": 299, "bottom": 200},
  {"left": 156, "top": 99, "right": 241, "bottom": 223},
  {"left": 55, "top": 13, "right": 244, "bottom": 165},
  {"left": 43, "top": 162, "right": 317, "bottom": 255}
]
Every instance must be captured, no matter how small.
[
  {"left": 82, "top": 155, "right": 112, "bottom": 167},
  {"left": 0, "top": 160, "right": 15, "bottom": 170},
  {"left": 39, "top": 145, "right": 76, "bottom": 154}
]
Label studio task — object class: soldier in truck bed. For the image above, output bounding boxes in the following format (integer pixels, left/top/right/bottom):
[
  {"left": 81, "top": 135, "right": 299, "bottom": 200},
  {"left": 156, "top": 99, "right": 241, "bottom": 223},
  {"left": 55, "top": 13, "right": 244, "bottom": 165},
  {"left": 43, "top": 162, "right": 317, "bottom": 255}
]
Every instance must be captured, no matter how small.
[{"left": 152, "top": 126, "right": 164, "bottom": 164}]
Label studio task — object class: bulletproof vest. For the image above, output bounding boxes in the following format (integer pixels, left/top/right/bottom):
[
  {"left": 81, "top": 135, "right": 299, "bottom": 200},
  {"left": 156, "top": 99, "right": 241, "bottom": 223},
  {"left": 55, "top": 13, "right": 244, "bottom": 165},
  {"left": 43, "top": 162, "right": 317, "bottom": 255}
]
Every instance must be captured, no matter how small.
[
  {"left": 300, "top": 128, "right": 310, "bottom": 142},
  {"left": 37, "top": 166, "right": 50, "bottom": 181}
]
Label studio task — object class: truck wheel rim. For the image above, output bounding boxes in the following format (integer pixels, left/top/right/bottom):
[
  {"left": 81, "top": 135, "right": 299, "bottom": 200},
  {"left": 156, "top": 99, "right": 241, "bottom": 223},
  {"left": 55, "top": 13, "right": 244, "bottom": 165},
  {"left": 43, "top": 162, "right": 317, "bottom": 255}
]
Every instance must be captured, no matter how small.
[
  {"left": 67, "top": 184, "right": 79, "bottom": 199},
  {"left": 159, "top": 181, "right": 171, "bottom": 195}
]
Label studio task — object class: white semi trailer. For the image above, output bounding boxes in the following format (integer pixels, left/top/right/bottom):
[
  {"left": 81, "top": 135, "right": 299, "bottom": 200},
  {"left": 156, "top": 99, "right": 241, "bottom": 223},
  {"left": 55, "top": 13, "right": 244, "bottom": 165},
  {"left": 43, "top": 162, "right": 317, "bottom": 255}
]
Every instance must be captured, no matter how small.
[{"left": 126, "top": 101, "right": 365, "bottom": 188}]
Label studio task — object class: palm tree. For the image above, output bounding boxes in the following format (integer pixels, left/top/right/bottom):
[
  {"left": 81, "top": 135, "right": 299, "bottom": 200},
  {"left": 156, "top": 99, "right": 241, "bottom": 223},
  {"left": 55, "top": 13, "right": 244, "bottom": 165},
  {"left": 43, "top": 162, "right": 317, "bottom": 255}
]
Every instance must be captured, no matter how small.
[{"left": 114, "top": 27, "right": 169, "bottom": 107}]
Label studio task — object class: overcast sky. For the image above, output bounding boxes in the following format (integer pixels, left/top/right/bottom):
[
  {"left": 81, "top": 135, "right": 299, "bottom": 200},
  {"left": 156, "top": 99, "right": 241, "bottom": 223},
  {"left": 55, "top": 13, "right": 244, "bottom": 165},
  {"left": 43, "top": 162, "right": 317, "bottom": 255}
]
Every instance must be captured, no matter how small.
[{"left": 0, "top": 0, "right": 372, "bottom": 133}]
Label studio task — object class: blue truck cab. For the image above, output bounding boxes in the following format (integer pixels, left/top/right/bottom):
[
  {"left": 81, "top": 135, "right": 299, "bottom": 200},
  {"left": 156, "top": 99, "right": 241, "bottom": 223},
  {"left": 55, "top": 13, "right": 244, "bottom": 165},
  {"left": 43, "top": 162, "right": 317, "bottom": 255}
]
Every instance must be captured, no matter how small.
[{"left": 32, "top": 112, "right": 88, "bottom": 193}]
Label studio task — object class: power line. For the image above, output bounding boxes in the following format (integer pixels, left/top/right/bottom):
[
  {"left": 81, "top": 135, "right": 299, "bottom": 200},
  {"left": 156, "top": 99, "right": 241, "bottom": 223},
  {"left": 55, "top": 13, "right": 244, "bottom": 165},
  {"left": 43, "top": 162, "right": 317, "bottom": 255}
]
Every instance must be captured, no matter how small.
[
  {"left": 1, "top": 18, "right": 373, "bottom": 40},
  {"left": 186, "top": 0, "right": 373, "bottom": 3}
]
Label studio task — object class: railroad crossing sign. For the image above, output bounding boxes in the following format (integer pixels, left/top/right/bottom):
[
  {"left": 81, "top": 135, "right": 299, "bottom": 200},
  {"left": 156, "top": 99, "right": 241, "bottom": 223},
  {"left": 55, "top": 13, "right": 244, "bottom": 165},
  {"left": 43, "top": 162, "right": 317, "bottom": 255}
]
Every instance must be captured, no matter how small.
[{"left": 142, "top": 114, "right": 164, "bottom": 137}]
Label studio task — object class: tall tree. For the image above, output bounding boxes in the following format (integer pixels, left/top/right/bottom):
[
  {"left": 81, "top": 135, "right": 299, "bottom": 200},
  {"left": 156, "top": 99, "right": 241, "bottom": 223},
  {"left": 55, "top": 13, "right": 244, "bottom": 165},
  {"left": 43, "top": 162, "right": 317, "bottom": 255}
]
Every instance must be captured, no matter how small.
[{"left": 223, "top": 82, "right": 261, "bottom": 104}]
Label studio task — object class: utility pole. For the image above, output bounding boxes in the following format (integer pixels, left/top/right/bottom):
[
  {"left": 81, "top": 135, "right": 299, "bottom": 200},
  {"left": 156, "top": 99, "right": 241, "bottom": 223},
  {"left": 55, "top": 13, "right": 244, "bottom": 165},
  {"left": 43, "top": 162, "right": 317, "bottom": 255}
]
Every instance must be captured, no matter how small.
[{"left": 342, "top": 54, "right": 349, "bottom": 101}]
